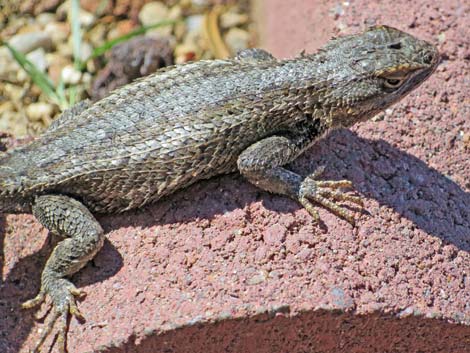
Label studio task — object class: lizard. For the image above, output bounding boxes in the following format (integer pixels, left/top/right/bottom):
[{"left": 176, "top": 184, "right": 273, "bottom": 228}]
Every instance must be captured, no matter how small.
[{"left": 0, "top": 25, "right": 439, "bottom": 352}]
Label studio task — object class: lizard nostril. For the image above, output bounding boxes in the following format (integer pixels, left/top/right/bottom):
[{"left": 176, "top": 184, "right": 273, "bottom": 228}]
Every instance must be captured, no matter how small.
[{"left": 422, "top": 51, "right": 434, "bottom": 65}]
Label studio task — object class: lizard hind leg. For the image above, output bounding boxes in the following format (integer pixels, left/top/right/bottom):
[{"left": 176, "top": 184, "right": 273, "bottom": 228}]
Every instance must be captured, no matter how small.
[{"left": 23, "top": 194, "right": 104, "bottom": 353}]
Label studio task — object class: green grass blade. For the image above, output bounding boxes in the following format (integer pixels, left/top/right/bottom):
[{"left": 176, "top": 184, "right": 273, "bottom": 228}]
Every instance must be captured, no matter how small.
[
  {"left": 1, "top": 41, "right": 63, "bottom": 106},
  {"left": 56, "top": 76, "right": 69, "bottom": 110},
  {"left": 70, "top": 0, "right": 83, "bottom": 69},
  {"left": 68, "top": 85, "right": 77, "bottom": 106},
  {"left": 79, "top": 19, "right": 179, "bottom": 70}
]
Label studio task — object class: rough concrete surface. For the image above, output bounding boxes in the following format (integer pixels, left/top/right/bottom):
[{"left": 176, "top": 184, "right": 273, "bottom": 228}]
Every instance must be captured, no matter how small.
[{"left": 2, "top": 0, "right": 470, "bottom": 352}]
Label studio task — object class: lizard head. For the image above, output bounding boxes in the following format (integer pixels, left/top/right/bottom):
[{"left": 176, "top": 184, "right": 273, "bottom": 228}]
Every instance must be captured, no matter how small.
[{"left": 316, "top": 25, "right": 440, "bottom": 127}]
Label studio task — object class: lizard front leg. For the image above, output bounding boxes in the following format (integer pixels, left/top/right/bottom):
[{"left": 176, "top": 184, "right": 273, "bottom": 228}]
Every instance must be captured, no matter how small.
[
  {"left": 237, "top": 133, "right": 363, "bottom": 225},
  {"left": 22, "top": 194, "right": 104, "bottom": 353}
]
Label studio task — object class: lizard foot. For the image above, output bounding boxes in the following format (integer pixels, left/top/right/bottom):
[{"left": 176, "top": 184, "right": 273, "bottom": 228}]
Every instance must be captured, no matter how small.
[
  {"left": 298, "top": 167, "right": 363, "bottom": 225},
  {"left": 22, "top": 279, "right": 85, "bottom": 353}
]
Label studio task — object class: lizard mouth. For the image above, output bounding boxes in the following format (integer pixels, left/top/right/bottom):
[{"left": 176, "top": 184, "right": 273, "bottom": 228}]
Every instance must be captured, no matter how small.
[
  {"left": 397, "top": 43, "right": 440, "bottom": 96},
  {"left": 411, "top": 63, "right": 438, "bottom": 87}
]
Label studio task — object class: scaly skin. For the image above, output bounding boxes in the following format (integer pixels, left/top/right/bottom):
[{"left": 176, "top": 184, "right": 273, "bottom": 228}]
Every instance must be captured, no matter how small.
[{"left": 0, "top": 26, "right": 439, "bottom": 352}]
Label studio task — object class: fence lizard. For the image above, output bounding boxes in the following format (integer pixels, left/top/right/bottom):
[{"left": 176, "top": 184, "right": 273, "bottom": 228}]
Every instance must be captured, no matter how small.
[{"left": 0, "top": 25, "right": 439, "bottom": 352}]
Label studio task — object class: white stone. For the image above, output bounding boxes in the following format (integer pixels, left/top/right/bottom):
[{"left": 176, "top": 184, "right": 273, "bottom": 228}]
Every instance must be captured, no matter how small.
[
  {"left": 185, "top": 15, "right": 204, "bottom": 34},
  {"left": 139, "top": 2, "right": 169, "bottom": 26},
  {"left": 78, "top": 9, "right": 96, "bottom": 28},
  {"left": 139, "top": 2, "right": 173, "bottom": 36},
  {"left": 44, "top": 22, "right": 70, "bottom": 45},
  {"left": 26, "top": 48, "right": 48, "bottom": 73},
  {"left": 220, "top": 12, "right": 248, "bottom": 29},
  {"left": 61, "top": 65, "right": 82, "bottom": 85},
  {"left": 78, "top": 41, "right": 93, "bottom": 62},
  {"left": 224, "top": 28, "right": 250, "bottom": 55},
  {"left": 8, "top": 32, "right": 53, "bottom": 54},
  {"left": 26, "top": 102, "right": 55, "bottom": 121},
  {"left": 36, "top": 13, "right": 56, "bottom": 27}
]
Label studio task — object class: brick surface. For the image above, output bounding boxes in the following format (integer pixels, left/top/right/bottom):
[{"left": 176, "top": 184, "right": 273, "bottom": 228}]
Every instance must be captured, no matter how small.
[{"left": 2, "top": 0, "right": 470, "bottom": 352}]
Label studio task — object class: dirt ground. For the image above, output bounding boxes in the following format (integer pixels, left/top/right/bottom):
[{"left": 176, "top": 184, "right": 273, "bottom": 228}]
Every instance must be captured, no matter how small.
[{"left": 1, "top": 0, "right": 470, "bottom": 352}]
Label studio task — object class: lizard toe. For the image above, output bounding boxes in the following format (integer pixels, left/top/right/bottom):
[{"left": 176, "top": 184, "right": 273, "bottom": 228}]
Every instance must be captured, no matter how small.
[
  {"left": 317, "top": 188, "right": 364, "bottom": 207},
  {"left": 299, "top": 177, "right": 360, "bottom": 225},
  {"left": 23, "top": 278, "right": 85, "bottom": 353},
  {"left": 22, "top": 291, "right": 46, "bottom": 310},
  {"left": 299, "top": 196, "right": 320, "bottom": 221}
]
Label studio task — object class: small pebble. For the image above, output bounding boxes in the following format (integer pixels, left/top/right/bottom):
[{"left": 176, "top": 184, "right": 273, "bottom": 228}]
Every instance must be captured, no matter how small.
[
  {"left": 26, "top": 48, "right": 47, "bottom": 73},
  {"left": 87, "top": 23, "right": 107, "bottom": 46},
  {"left": 0, "top": 110, "right": 28, "bottom": 137},
  {"left": 114, "top": 20, "right": 135, "bottom": 37},
  {"left": 44, "top": 22, "right": 70, "bottom": 45},
  {"left": 3, "top": 83, "right": 26, "bottom": 102},
  {"left": 168, "top": 5, "right": 182, "bottom": 20},
  {"left": 78, "top": 41, "right": 93, "bottom": 62},
  {"left": 78, "top": 9, "right": 96, "bottom": 28},
  {"left": 139, "top": 2, "right": 172, "bottom": 37},
  {"left": 220, "top": 12, "right": 248, "bottom": 29},
  {"left": 186, "top": 15, "right": 204, "bottom": 33},
  {"left": 224, "top": 28, "right": 250, "bottom": 55},
  {"left": 8, "top": 32, "right": 53, "bottom": 54},
  {"left": 36, "top": 13, "right": 55, "bottom": 27},
  {"left": 191, "top": 0, "right": 209, "bottom": 5},
  {"left": 80, "top": 0, "right": 111, "bottom": 14},
  {"left": 61, "top": 65, "right": 82, "bottom": 85},
  {"left": 0, "top": 52, "right": 20, "bottom": 81},
  {"left": 26, "top": 102, "right": 55, "bottom": 122},
  {"left": 46, "top": 53, "right": 71, "bottom": 84}
]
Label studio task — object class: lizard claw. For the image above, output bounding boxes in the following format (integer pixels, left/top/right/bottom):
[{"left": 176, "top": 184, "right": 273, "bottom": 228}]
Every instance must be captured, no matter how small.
[
  {"left": 22, "top": 279, "right": 85, "bottom": 353},
  {"left": 298, "top": 172, "right": 363, "bottom": 225},
  {"left": 22, "top": 291, "right": 46, "bottom": 311}
]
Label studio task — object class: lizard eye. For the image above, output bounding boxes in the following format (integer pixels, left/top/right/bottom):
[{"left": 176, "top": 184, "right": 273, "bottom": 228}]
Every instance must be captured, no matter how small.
[{"left": 383, "top": 77, "right": 405, "bottom": 89}]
